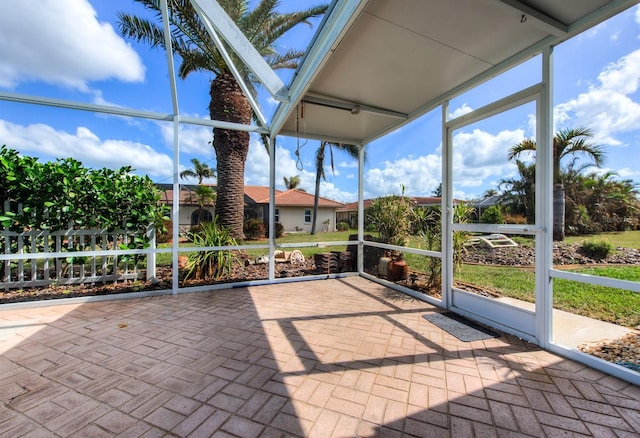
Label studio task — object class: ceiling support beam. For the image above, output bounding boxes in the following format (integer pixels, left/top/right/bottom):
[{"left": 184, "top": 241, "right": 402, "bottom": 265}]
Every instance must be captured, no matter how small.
[
  {"left": 190, "top": 0, "right": 288, "bottom": 102},
  {"left": 302, "top": 96, "right": 408, "bottom": 119},
  {"left": 495, "top": 0, "right": 568, "bottom": 36}
]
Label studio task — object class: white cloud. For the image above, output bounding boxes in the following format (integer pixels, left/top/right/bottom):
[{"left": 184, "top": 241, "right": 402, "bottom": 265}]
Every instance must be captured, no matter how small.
[
  {"left": 449, "top": 103, "right": 474, "bottom": 119},
  {"left": 159, "top": 122, "right": 214, "bottom": 156},
  {"left": 451, "top": 128, "right": 524, "bottom": 193},
  {"left": 316, "top": 181, "right": 356, "bottom": 203},
  {"left": 454, "top": 128, "right": 524, "bottom": 169},
  {"left": 365, "top": 154, "right": 441, "bottom": 199},
  {"left": 363, "top": 127, "right": 524, "bottom": 200},
  {"left": 339, "top": 160, "right": 358, "bottom": 168},
  {"left": 0, "top": 119, "right": 172, "bottom": 178},
  {"left": 555, "top": 49, "right": 640, "bottom": 146},
  {"left": 0, "top": 0, "right": 144, "bottom": 90},
  {"left": 618, "top": 167, "right": 640, "bottom": 179}
]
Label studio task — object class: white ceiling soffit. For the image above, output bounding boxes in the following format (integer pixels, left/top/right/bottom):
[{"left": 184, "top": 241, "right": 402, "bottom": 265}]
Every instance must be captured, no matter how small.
[{"left": 271, "top": 0, "right": 638, "bottom": 145}]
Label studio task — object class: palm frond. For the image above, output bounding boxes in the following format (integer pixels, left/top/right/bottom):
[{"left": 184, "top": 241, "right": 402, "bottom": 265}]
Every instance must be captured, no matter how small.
[
  {"left": 117, "top": 14, "right": 168, "bottom": 49},
  {"left": 264, "top": 49, "right": 306, "bottom": 69},
  {"left": 263, "top": 6, "right": 328, "bottom": 45},
  {"left": 508, "top": 138, "right": 536, "bottom": 161},
  {"left": 241, "top": 0, "right": 279, "bottom": 44}
]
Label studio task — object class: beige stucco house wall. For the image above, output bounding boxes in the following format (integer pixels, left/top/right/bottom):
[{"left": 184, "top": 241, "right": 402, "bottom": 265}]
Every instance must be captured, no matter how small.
[{"left": 157, "top": 184, "right": 344, "bottom": 233}]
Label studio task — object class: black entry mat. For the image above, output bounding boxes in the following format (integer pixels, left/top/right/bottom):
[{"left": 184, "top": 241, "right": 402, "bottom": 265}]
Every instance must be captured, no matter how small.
[{"left": 422, "top": 312, "right": 500, "bottom": 342}]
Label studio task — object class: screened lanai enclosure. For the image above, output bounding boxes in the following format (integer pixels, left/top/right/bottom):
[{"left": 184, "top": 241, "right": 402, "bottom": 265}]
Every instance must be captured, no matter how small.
[{"left": 1, "top": 0, "right": 639, "bottom": 388}]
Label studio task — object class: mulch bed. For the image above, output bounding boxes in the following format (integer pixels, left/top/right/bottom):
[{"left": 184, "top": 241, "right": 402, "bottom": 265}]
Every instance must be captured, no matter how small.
[{"left": 2, "top": 242, "right": 639, "bottom": 304}]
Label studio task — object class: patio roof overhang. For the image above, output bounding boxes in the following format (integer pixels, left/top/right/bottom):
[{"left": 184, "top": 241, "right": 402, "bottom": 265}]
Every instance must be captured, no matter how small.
[{"left": 270, "top": 0, "right": 637, "bottom": 145}]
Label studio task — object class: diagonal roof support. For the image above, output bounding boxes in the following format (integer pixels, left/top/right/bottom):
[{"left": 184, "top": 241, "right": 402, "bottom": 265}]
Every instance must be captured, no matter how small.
[
  {"left": 189, "top": 0, "right": 288, "bottom": 102},
  {"left": 196, "top": 10, "right": 268, "bottom": 127},
  {"left": 270, "top": 0, "right": 370, "bottom": 138}
]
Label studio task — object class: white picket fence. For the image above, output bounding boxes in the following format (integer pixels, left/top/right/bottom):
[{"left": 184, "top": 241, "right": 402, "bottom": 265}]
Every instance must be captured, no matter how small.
[{"left": 1, "top": 226, "right": 156, "bottom": 290}]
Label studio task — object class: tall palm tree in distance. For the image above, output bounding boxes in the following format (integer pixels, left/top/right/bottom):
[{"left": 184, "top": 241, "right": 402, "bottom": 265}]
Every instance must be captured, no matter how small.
[
  {"left": 118, "top": 0, "right": 327, "bottom": 238},
  {"left": 509, "top": 127, "right": 604, "bottom": 240},
  {"left": 180, "top": 158, "right": 215, "bottom": 184},
  {"left": 311, "top": 141, "right": 361, "bottom": 235}
]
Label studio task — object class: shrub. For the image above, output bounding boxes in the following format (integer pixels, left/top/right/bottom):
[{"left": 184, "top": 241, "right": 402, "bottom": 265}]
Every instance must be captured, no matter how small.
[
  {"left": 266, "top": 222, "right": 284, "bottom": 238},
  {"left": 480, "top": 205, "right": 504, "bottom": 224},
  {"left": 581, "top": 240, "right": 612, "bottom": 259},
  {"left": 187, "top": 224, "right": 203, "bottom": 238},
  {"left": 336, "top": 221, "right": 350, "bottom": 231},
  {"left": 243, "top": 219, "right": 265, "bottom": 240},
  {"left": 0, "top": 146, "right": 168, "bottom": 234},
  {"left": 503, "top": 214, "right": 528, "bottom": 224},
  {"left": 182, "top": 218, "right": 237, "bottom": 282},
  {"left": 156, "top": 219, "right": 173, "bottom": 244},
  {"left": 365, "top": 187, "right": 413, "bottom": 246},
  {"left": 411, "top": 206, "right": 440, "bottom": 235}
]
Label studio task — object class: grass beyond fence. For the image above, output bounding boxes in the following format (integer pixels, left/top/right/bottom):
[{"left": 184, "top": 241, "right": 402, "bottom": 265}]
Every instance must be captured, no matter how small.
[
  {"left": 565, "top": 230, "right": 640, "bottom": 249},
  {"left": 456, "top": 264, "right": 640, "bottom": 327}
]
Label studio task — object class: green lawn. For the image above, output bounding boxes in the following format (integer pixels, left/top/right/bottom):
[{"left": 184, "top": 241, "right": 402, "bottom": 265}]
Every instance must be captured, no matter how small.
[
  {"left": 565, "top": 230, "right": 640, "bottom": 249},
  {"left": 455, "top": 264, "right": 640, "bottom": 327}
]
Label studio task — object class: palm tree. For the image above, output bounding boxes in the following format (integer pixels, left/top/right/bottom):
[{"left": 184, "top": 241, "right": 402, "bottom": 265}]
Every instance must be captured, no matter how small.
[
  {"left": 283, "top": 175, "right": 301, "bottom": 190},
  {"left": 180, "top": 158, "right": 215, "bottom": 184},
  {"left": 583, "top": 171, "right": 640, "bottom": 232},
  {"left": 118, "top": 0, "right": 327, "bottom": 238},
  {"left": 499, "top": 160, "right": 536, "bottom": 223},
  {"left": 188, "top": 184, "right": 216, "bottom": 223},
  {"left": 509, "top": 127, "right": 605, "bottom": 240},
  {"left": 311, "top": 141, "right": 360, "bottom": 235}
]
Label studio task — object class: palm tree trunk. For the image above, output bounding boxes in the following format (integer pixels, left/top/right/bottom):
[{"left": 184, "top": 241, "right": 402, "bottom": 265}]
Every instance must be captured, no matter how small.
[
  {"left": 553, "top": 183, "right": 565, "bottom": 241},
  {"left": 209, "top": 73, "right": 251, "bottom": 239},
  {"left": 311, "top": 143, "right": 326, "bottom": 235},
  {"left": 311, "top": 171, "right": 321, "bottom": 235}
]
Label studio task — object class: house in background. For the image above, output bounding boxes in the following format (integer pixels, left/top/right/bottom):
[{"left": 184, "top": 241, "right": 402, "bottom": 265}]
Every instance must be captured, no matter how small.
[
  {"left": 269, "top": 189, "right": 344, "bottom": 233},
  {"left": 157, "top": 184, "right": 344, "bottom": 233},
  {"left": 336, "top": 199, "right": 372, "bottom": 229}
]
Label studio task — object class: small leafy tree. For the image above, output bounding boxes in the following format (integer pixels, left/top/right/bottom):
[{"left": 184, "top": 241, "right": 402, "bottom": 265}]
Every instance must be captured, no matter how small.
[
  {"left": 480, "top": 205, "right": 504, "bottom": 224},
  {"left": 418, "top": 207, "right": 442, "bottom": 291},
  {"left": 417, "top": 203, "right": 474, "bottom": 292}
]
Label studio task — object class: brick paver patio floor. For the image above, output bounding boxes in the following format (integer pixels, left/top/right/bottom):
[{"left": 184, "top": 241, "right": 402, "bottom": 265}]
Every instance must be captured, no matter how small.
[{"left": 0, "top": 276, "right": 638, "bottom": 437}]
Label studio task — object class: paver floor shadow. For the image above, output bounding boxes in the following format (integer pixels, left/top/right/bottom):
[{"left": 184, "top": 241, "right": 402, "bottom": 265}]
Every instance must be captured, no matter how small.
[{"left": 0, "top": 276, "right": 638, "bottom": 437}]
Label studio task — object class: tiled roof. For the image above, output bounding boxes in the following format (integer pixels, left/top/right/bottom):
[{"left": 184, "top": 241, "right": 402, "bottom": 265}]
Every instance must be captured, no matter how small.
[
  {"left": 412, "top": 196, "right": 442, "bottom": 205},
  {"left": 156, "top": 183, "right": 215, "bottom": 205},
  {"left": 337, "top": 199, "right": 373, "bottom": 211},
  {"left": 337, "top": 197, "right": 447, "bottom": 212},
  {"left": 244, "top": 186, "right": 281, "bottom": 203},
  {"left": 156, "top": 184, "right": 343, "bottom": 208},
  {"left": 274, "top": 189, "right": 344, "bottom": 208}
]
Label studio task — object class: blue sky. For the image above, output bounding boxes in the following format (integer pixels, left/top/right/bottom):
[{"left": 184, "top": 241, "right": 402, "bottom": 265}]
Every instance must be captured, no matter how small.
[{"left": 1, "top": 1, "right": 639, "bottom": 204}]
